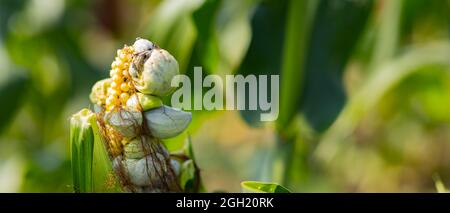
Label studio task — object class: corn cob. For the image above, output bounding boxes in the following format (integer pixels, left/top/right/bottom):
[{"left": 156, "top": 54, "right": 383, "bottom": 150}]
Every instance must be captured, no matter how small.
[{"left": 106, "top": 45, "right": 135, "bottom": 111}]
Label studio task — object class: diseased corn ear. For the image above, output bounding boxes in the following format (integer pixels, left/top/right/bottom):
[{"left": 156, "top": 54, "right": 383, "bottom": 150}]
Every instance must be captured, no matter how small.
[{"left": 70, "top": 108, "right": 121, "bottom": 192}]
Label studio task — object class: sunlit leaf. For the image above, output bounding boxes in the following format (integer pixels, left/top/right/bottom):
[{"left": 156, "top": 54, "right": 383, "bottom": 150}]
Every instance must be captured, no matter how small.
[
  {"left": 241, "top": 181, "right": 290, "bottom": 193},
  {"left": 277, "top": 0, "right": 317, "bottom": 131},
  {"left": 433, "top": 174, "right": 449, "bottom": 193}
]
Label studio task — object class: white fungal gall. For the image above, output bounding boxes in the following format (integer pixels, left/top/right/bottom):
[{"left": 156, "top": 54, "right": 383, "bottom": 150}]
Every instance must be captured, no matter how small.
[
  {"left": 104, "top": 110, "right": 143, "bottom": 138},
  {"left": 123, "top": 137, "right": 150, "bottom": 159},
  {"left": 133, "top": 38, "right": 155, "bottom": 53},
  {"left": 116, "top": 153, "right": 168, "bottom": 187},
  {"left": 144, "top": 105, "right": 192, "bottom": 139},
  {"left": 130, "top": 48, "right": 179, "bottom": 97}
]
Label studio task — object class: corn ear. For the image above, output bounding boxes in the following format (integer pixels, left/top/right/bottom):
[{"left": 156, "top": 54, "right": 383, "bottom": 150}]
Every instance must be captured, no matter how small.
[{"left": 70, "top": 108, "right": 121, "bottom": 192}]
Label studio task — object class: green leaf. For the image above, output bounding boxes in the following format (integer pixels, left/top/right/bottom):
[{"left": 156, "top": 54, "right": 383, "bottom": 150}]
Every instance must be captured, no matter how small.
[
  {"left": 370, "top": 0, "right": 402, "bottom": 70},
  {"left": 0, "top": 70, "right": 28, "bottom": 134},
  {"left": 237, "top": 0, "right": 289, "bottom": 126},
  {"left": 192, "top": 0, "right": 254, "bottom": 74},
  {"left": 179, "top": 160, "right": 196, "bottom": 192},
  {"left": 300, "top": 0, "right": 374, "bottom": 132},
  {"left": 277, "top": 0, "right": 317, "bottom": 131},
  {"left": 241, "top": 181, "right": 290, "bottom": 193},
  {"left": 315, "top": 41, "right": 450, "bottom": 163},
  {"left": 171, "top": 137, "right": 204, "bottom": 192},
  {"left": 192, "top": 0, "right": 222, "bottom": 73},
  {"left": 184, "top": 135, "right": 196, "bottom": 161},
  {"left": 144, "top": 0, "right": 199, "bottom": 73}
]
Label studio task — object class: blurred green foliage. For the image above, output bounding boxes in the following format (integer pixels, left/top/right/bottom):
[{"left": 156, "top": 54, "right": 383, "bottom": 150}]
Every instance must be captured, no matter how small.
[{"left": 0, "top": 0, "right": 449, "bottom": 192}]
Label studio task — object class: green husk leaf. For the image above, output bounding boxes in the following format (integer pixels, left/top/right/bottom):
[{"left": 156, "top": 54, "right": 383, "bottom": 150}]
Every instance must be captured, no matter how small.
[
  {"left": 70, "top": 109, "right": 95, "bottom": 192},
  {"left": 70, "top": 108, "right": 120, "bottom": 192}
]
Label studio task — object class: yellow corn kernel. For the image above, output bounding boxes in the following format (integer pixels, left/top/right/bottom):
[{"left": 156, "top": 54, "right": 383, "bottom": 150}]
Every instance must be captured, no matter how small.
[
  {"left": 103, "top": 45, "right": 135, "bottom": 112},
  {"left": 112, "top": 75, "right": 122, "bottom": 83},
  {"left": 120, "top": 82, "right": 129, "bottom": 92},
  {"left": 110, "top": 81, "right": 119, "bottom": 89},
  {"left": 105, "top": 97, "right": 114, "bottom": 106},
  {"left": 110, "top": 68, "right": 119, "bottom": 77},
  {"left": 119, "top": 93, "right": 130, "bottom": 103}
]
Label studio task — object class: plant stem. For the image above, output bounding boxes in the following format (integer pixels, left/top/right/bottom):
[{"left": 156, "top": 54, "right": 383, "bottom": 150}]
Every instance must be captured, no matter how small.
[{"left": 273, "top": 0, "right": 318, "bottom": 187}]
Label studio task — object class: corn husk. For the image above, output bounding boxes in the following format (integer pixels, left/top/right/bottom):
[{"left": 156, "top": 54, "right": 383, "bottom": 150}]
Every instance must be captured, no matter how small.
[{"left": 70, "top": 108, "right": 121, "bottom": 192}]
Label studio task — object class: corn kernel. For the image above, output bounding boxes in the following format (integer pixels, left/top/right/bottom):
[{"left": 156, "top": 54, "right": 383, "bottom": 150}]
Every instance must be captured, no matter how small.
[
  {"left": 120, "top": 93, "right": 129, "bottom": 103},
  {"left": 108, "top": 89, "right": 118, "bottom": 97},
  {"left": 120, "top": 82, "right": 129, "bottom": 92},
  {"left": 110, "top": 68, "right": 120, "bottom": 76},
  {"left": 106, "top": 105, "right": 115, "bottom": 112},
  {"left": 122, "top": 70, "right": 129, "bottom": 76},
  {"left": 111, "top": 61, "right": 117, "bottom": 69},
  {"left": 105, "top": 97, "right": 114, "bottom": 106},
  {"left": 111, "top": 82, "right": 119, "bottom": 89},
  {"left": 103, "top": 45, "right": 135, "bottom": 112},
  {"left": 112, "top": 75, "right": 122, "bottom": 83}
]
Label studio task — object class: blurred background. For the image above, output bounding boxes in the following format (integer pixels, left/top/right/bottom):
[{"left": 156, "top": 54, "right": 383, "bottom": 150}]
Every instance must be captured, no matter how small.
[{"left": 0, "top": 0, "right": 449, "bottom": 192}]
